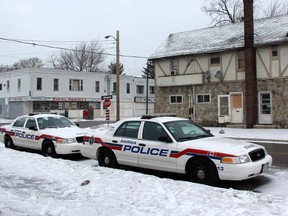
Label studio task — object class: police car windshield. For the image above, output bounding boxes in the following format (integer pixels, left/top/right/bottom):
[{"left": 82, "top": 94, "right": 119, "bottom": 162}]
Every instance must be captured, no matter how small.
[
  {"left": 164, "top": 120, "right": 213, "bottom": 142},
  {"left": 37, "top": 116, "right": 75, "bottom": 129}
]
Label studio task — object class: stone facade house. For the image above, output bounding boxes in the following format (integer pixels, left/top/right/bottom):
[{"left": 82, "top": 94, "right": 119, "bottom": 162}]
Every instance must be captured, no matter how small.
[{"left": 149, "top": 15, "right": 288, "bottom": 128}]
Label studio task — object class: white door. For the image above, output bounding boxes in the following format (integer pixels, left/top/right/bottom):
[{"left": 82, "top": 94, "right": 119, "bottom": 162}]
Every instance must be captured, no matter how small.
[
  {"left": 218, "top": 95, "right": 231, "bottom": 123},
  {"left": 138, "top": 122, "right": 176, "bottom": 172},
  {"left": 258, "top": 92, "right": 273, "bottom": 124},
  {"left": 231, "top": 93, "right": 243, "bottom": 123}
]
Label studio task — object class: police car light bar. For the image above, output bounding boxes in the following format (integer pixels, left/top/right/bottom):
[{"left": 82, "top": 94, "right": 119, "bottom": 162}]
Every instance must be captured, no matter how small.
[{"left": 141, "top": 113, "right": 176, "bottom": 119}]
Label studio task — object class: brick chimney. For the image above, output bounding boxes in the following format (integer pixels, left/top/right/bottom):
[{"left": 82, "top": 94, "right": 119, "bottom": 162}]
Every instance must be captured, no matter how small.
[{"left": 244, "top": 0, "right": 257, "bottom": 128}]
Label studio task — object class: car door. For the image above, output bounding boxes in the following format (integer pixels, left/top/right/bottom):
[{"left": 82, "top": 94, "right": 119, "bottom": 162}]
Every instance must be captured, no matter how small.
[
  {"left": 110, "top": 121, "right": 142, "bottom": 167},
  {"left": 138, "top": 121, "right": 177, "bottom": 172},
  {"left": 21, "top": 117, "right": 41, "bottom": 150},
  {"left": 10, "top": 116, "right": 28, "bottom": 147}
]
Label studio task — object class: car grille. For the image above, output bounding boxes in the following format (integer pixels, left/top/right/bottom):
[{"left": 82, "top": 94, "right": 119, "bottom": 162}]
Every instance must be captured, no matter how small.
[
  {"left": 249, "top": 149, "right": 265, "bottom": 162},
  {"left": 76, "top": 136, "right": 84, "bottom": 143}
]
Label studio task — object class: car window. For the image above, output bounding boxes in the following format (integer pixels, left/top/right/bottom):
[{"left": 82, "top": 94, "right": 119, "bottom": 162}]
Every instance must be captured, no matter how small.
[
  {"left": 13, "top": 117, "right": 27, "bottom": 128},
  {"left": 142, "top": 122, "right": 167, "bottom": 141},
  {"left": 25, "top": 118, "right": 37, "bottom": 129},
  {"left": 114, "top": 121, "right": 141, "bottom": 138},
  {"left": 37, "top": 116, "right": 75, "bottom": 129},
  {"left": 164, "top": 120, "right": 212, "bottom": 141}
]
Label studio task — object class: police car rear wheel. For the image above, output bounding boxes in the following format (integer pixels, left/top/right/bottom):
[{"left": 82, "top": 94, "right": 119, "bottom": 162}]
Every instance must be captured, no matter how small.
[
  {"left": 98, "top": 149, "right": 118, "bottom": 168},
  {"left": 187, "top": 158, "right": 218, "bottom": 186},
  {"left": 4, "top": 136, "right": 15, "bottom": 149},
  {"left": 43, "top": 141, "right": 57, "bottom": 158}
]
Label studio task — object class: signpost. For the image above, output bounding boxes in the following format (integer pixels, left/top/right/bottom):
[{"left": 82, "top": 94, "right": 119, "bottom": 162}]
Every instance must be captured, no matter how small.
[
  {"left": 102, "top": 95, "right": 112, "bottom": 124},
  {"left": 105, "top": 109, "right": 110, "bottom": 121}
]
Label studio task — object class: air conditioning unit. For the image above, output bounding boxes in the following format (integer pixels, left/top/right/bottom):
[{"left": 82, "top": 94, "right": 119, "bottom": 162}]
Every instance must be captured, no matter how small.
[{"left": 170, "top": 70, "right": 177, "bottom": 76}]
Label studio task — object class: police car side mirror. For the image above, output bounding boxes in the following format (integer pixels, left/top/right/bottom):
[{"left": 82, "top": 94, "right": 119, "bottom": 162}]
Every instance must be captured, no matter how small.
[
  {"left": 158, "top": 136, "right": 173, "bottom": 143},
  {"left": 75, "top": 123, "right": 80, "bottom": 127},
  {"left": 29, "top": 126, "right": 38, "bottom": 131}
]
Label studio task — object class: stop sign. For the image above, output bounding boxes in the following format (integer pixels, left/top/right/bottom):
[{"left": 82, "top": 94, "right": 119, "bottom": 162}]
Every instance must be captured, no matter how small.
[{"left": 103, "top": 99, "right": 111, "bottom": 108}]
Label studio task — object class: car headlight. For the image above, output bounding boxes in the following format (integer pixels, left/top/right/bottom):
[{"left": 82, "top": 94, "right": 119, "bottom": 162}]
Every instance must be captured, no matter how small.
[
  {"left": 56, "top": 138, "right": 76, "bottom": 144},
  {"left": 221, "top": 155, "right": 251, "bottom": 164}
]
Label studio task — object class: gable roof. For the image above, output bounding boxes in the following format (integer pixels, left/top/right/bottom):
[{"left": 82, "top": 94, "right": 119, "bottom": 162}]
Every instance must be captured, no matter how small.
[{"left": 149, "top": 15, "right": 288, "bottom": 60}]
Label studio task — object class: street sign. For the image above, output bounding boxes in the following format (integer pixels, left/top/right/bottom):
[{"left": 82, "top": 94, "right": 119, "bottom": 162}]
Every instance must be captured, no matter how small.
[
  {"left": 101, "top": 95, "right": 113, "bottom": 100},
  {"left": 103, "top": 99, "right": 111, "bottom": 108}
]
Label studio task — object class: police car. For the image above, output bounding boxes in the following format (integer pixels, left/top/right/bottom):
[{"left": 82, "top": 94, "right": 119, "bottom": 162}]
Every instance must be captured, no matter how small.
[
  {"left": 0, "top": 113, "right": 87, "bottom": 157},
  {"left": 81, "top": 115, "right": 272, "bottom": 185}
]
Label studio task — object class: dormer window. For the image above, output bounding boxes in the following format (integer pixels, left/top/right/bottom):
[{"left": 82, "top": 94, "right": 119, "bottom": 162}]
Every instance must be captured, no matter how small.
[
  {"left": 170, "top": 59, "right": 179, "bottom": 75},
  {"left": 272, "top": 45, "right": 278, "bottom": 58},
  {"left": 237, "top": 50, "right": 245, "bottom": 70},
  {"left": 210, "top": 53, "right": 220, "bottom": 65}
]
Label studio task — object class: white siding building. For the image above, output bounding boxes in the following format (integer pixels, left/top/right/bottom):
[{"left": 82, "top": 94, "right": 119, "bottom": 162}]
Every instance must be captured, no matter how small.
[{"left": 0, "top": 68, "right": 155, "bottom": 119}]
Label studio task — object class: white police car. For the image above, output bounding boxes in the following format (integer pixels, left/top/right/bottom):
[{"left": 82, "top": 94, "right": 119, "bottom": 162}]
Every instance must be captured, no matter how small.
[
  {"left": 0, "top": 113, "right": 87, "bottom": 157},
  {"left": 81, "top": 115, "right": 272, "bottom": 185}
]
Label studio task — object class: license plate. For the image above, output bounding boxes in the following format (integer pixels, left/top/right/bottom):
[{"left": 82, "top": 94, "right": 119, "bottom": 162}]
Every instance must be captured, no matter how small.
[{"left": 261, "top": 163, "right": 269, "bottom": 173}]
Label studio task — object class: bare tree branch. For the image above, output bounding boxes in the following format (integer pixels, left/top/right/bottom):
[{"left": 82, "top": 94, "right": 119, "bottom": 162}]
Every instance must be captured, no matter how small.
[
  {"left": 202, "top": 0, "right": 288, "bottom": 26},
  {"left": 49, "top": 41, "right": 105, "bottom": 72}
]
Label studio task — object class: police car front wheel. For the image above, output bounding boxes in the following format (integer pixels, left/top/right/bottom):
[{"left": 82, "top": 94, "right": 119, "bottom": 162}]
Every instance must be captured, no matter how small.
[
  {"left": 42, "top": 141, "right": 57, "bottom": 158},
  {"left": 187, "top": 158, "right": 219, "bottom": 186},
  {"left": 98, "top": 149, "right": 118, "bottom": 168}
]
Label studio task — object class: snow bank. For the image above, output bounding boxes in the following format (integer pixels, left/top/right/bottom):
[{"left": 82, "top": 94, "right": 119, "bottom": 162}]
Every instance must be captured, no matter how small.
[{"left": 0, "top": 145, "right": 288, "bottom": 216}]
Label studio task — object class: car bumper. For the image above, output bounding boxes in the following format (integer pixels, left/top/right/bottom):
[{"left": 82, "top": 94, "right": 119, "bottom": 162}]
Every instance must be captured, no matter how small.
[
  {"left": 80, "top": 143, "right": 97, "bottom": 159},
  {"left": 218, "top": 155, "right": 273, "bottom": 181},
  {"left": 54, "top": 142, "right": 82, "bottom": 155}
]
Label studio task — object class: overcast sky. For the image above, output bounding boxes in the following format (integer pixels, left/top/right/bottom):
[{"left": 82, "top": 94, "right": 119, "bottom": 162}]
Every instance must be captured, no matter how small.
[{"left": 0, "top": 0, "right": 285, "bottom": 76}]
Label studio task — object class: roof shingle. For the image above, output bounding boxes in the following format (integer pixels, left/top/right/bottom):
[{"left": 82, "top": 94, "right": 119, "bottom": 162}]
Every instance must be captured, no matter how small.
[{"left": 149, "top": 15, "right": 288, "bottom": 60}]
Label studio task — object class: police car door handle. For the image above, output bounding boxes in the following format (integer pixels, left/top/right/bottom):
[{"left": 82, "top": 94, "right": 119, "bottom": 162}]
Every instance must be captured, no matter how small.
[
  {"left": 139, "top": 143, "right": 146, "bottom": 147},
  {"left": 112, "top": 140, "right": 118, "bottom": 143}
]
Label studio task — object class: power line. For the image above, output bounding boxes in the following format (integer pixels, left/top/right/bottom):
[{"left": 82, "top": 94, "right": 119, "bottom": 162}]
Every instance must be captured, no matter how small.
[{"left": 0, "top": 37, "right": 148, "bottom": 59}]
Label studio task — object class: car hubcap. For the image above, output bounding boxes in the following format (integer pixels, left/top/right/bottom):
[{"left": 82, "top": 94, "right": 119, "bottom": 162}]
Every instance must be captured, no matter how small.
[
  {"left": 197, "top": 169, "right": 205, "bottom": 179},
  {"left": 104, "top": 157, "right": 110, "bottom": 165},
  {"left": 47, "top": 147, "right": 53, "bottom": 154}
]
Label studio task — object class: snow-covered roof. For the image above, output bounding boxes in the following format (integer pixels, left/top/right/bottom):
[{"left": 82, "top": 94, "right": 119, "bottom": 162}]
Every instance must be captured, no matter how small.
[{"left": 149, "top": 15, "right": 288, "bottom": 60}]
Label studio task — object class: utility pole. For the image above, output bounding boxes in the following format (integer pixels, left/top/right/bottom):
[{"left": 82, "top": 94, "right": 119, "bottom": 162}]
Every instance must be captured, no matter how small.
[
  {"left": 116, "top": 30, "right": 120, "bottom": 121},
  {"left": 244, "top": 0, "right": 257, "bottom": 128}
]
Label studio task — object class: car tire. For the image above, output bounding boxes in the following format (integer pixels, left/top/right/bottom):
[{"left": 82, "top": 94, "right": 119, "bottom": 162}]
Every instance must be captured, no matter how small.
[
  {"left": 4, "top": 136, "right": 15, "bottom": 149},
  {"left": 42, "top": 140, "right": 57, "bottom": 158},
  {"left": 98, "top": 149, "right": 118, "bottom": 168},
  {"left": 187, "top": 158, "right": 219, "bottom": 186}
]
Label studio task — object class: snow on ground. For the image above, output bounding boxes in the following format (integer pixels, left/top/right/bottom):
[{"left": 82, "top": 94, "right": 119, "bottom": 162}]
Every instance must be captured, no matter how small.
[
  {"left": 1, "top": 118, "right": 288, "bottom": 215},
  {"left": 0, "top": 143, "right": 288, "bottom": 216},
  {"left": 208, "top": 127, "right": 288, "bottom": 142}
]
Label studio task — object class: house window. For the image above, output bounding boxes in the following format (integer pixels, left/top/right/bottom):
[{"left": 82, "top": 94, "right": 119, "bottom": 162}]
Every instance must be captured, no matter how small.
[
  {"left": 7, "top": 80, "right": 9, "bottom": 91},
  {"left": 210, "top": 53, "right": 220, "bottom": 65},
  {"left": 170, "top": 95, "right": 183, "bottom": 104},
  {"left": 54, "top": 79, "right": 59, "bottom": 91},
  {"left": 272, "top": 45, "right": 278, "bottom": 58},
  {"left": 0, "top": 84, "right": 2, "bottom": 91},
  {"left": 197, "top": 94, "right": 211, "bottom": 103},
  {"left": 237, "top": 50, "right": 245, "bottom": 70},
  {"left": 95, "top": 81, "right": 100, "bottom": 93},
  {"left": 37, "top": 78, "right": 42, "bottom": 91},
  {"left": 136, "top": 85, "right": 144, "bottom": 94},
  {"left": 126, "top": 83, "right": 130, "bottom": 94},
  {"left": 149, "top": 86, "right": 155, "bottom": 94},
  {"left": 69, "top": 79, "right": 83, "bottom": 91},
  {"left": 18, "top": 79, "right": 21, "bottom": 91},
  {"left": 113, "top": 82, "right": 116, "bottom": 94},
  {"left": 170, "top": 59, "right": 179, "bottom": 75}
]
